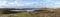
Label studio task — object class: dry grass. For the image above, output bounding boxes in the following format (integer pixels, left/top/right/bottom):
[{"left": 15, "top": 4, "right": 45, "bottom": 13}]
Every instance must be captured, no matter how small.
[{"left": 30, "top": 9, "right": 60, "bottom": 17}]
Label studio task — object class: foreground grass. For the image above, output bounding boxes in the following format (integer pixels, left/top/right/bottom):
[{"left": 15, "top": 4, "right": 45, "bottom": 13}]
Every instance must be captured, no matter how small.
[
  {"left": 0, "top": 12, "right": 60, "bottom": 17},
  {"left": 0, "top": 12, "right": 33, "bottom": 17}
]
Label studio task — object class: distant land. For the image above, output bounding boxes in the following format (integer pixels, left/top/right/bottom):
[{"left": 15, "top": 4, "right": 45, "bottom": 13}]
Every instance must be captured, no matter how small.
[{"left": 0, "top": 8, "right": 40, "bottom": 10}]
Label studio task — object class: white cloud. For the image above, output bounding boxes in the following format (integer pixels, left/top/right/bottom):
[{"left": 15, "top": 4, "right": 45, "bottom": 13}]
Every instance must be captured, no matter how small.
[
  {"left": 55, "top": 2, "right": 60, "bottom": 4},
  {"left": 0, "top": 0, "right": 41, "bottom": 8}
]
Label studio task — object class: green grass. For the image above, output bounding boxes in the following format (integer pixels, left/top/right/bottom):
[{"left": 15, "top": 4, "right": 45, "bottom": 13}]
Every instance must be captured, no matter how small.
[
  {"left": 0, "top": 12, "right": 34, "bottom": 17},
  {"left": 0, "top": 12, "right": 59, "bottom": 17}
]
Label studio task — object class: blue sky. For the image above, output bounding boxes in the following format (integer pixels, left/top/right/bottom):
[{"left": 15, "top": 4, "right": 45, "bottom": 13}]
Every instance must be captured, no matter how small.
[
  {"left": 0, "top": 0, "right": 41, "bottom": 8},
  {"left": 0, "top": 0, "right": 60, "bottom": 8},
  {"left": 42, "top": 0, "right": 60, "bottom": 8}
]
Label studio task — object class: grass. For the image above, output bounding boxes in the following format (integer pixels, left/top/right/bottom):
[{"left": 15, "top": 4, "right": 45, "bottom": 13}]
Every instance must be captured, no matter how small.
[
  {"left": 0, "top": 12, "right": 57, "bottom": 17},
  {"left": 0, "top": 11, "right": 60, "bottom": 17},
  {"left": 0, "top": 12, "right": 34, "bottom": 17}
]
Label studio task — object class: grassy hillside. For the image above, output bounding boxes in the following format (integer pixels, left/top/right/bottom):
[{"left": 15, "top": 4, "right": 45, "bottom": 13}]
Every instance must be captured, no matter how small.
[
  {"left": 0, "top": 12, "right": 34, "bottom": 17},
  {"left": 1, "top": 8, "right": 60, "bottom": 17}
]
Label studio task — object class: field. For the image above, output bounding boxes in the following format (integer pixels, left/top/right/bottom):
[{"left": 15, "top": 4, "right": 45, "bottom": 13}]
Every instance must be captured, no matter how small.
[
  {"left": 0, "top": 12, "right": 34, "bottom": 17},
  {"left": 0, "top": 8, "right": 60, "bottom": 17},
  {"left": 0, "top": 12, "right": 60, "bottom": 17}
]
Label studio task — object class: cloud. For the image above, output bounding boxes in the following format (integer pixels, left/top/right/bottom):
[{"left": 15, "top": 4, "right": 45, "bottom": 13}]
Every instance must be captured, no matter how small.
[
  {"left": 0, "top": 0, "right": 41, "bottom": 8},
  {"left": 42, "top": 0, "right": 60, "bottom": 8}
]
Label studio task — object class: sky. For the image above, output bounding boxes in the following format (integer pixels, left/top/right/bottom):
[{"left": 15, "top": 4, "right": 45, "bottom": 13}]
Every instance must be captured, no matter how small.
[
  {"left": 0, "top": 0, "right": 60, "bottom": 8},
  {"left": 42, "top": 0, "right": 60, "bottom": 8},
  {"left": 0, "top": 0, "right": 41, "bottom": 8}
]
